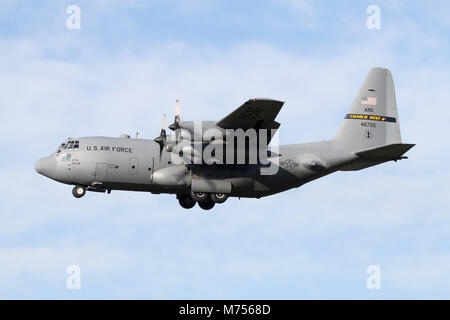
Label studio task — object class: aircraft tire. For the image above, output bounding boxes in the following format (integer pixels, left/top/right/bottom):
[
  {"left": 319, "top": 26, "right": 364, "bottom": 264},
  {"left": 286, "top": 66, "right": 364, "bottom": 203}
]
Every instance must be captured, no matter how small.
[
  {"left": 190, "top": 191, "right": 209, "bottom": 202},
  {"left": 178, "top": 196, "right": 196, "bottom": 209},
  {"left": 210, "top": 193, "right": 228, "bottom": 204},
  {"left": 72, "top": 185, "right": 86, "bottom": 198},
  {"left": 198, "top": 200, "right": 215, "bottom": 210}
]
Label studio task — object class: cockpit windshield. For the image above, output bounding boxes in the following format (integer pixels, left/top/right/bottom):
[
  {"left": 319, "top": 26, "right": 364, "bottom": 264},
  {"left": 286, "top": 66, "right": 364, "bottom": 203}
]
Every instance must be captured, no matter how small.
[{"left": 55, "top": 139, "right": 79, "bottom": 154}]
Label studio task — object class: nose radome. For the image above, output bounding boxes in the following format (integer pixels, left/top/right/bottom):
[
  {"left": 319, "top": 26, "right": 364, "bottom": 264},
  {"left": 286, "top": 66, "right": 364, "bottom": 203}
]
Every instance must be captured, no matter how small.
[
  {"left": 35, "top": 157, "right": 56, "bottom": 178},
  {"left": 35, "top": 158, "right": 43, "bottom": 173}
]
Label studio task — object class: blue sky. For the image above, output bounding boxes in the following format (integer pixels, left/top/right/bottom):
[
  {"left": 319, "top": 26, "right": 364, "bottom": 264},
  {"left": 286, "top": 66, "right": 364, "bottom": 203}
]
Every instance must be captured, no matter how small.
[{"left": 0, "top": 0, "right": 449, "bottom": 299}]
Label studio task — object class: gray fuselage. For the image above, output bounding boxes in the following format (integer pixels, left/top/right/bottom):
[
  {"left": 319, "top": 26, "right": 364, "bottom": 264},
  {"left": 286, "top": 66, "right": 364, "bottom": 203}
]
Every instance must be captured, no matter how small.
[{"left": 35, "top": 136, "right": 358, "bottom": 198}]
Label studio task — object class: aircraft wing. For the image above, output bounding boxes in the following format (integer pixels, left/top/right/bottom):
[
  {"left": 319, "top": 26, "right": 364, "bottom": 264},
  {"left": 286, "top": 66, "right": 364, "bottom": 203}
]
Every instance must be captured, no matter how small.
[{"left": 216, "top": 98, "right": 284, "bottom": 131}]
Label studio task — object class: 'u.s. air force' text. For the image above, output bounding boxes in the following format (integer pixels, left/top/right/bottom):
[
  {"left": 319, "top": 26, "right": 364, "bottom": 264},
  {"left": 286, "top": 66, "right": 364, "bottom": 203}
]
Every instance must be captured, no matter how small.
[{"left": 86, "top": 145, "right": 133, "bottom": 153}]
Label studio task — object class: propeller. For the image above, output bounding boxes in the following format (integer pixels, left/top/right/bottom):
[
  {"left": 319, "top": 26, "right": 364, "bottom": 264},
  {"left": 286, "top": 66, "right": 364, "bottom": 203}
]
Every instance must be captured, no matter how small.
[
  {"left": 169, "top": 99, "right": 182, "bottom": 131},
  {"left": 154, "top": 113, "right": 167, "bottom": 155}
]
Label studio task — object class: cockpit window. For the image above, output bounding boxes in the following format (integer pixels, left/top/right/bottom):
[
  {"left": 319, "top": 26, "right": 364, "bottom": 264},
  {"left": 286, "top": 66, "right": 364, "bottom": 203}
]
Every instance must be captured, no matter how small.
[
  {"left": 55, "top": 140, "right": 79, "bottom": 154},
  {"left": 55, "top": 142, "right": 66, "bottom": 154}
]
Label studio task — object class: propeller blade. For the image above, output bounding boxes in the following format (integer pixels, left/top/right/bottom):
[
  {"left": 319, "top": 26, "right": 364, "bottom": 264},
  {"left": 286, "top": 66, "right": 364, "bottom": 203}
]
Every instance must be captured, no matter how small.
[
  {"left": 154, "top": 113, "right": 167, "bottom": 155},
  {"left": 162, "top": 113, "right": 167, "bottom": 130},
  {"left": 175, "top": 99, "right": 180, "bottom": 117},
  {"left": 169, "top": 99, "right": 182, "bottom": 131}
]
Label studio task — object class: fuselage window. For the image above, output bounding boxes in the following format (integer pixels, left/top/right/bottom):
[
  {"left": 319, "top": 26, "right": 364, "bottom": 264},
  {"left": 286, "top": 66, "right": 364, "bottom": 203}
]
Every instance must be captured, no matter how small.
[{"left": 74, "top": 141, "right": 79, "bottom": 149}]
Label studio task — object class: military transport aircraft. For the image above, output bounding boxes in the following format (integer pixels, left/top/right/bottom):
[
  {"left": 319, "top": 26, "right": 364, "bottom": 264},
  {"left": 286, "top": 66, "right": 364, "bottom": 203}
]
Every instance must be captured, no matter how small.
[{"left": 35, "top": 67, "right": 414, "bottom": 210}]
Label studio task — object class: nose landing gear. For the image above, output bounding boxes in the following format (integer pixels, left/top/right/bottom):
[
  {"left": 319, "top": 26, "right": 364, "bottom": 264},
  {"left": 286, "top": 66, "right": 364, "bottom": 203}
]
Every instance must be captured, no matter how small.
[{"left": 72, "top": 185, "right": 86, "bottom": 198}]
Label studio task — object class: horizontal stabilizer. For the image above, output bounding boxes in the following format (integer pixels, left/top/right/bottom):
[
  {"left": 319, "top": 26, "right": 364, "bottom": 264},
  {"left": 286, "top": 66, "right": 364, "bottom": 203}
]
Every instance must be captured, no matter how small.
[
  {"left": 341, "top": 143, "right": 415, "bottom": 171},
  {"left": 356, "top": 143, "right": 415, "bottom": 160}
]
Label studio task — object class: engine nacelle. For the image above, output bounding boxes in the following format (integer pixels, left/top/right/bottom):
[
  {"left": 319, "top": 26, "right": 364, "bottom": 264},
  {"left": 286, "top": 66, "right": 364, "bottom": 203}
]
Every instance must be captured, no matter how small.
[{"left": 151, "top": 166, "right": 189, "bottom": 186}]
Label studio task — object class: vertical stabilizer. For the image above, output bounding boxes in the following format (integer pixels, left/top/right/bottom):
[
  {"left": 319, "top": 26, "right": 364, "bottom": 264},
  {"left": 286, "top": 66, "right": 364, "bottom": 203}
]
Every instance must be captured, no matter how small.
[{"left": 334, "top": 67, "right": 402, "bottom": 151}]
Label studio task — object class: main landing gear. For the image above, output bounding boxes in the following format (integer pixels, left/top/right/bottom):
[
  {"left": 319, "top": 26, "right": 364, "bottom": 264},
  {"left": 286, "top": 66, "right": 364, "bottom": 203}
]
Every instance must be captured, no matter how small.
[
  {"left": 72, "top": 185, "right": 86, "bottom": 198},
  {"left": 177, "top": 192, "right": 230, "bottom": 210},
  {"left": 178, "top": 195, "right": 196, "bottom": 209},
  {"left": 198, "top": 200, "right": 215, "bottom": 210}
]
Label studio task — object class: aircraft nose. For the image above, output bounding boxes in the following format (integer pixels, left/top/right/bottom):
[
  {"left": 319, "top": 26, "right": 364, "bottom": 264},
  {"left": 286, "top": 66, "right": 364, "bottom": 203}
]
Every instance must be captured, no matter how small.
[{"left": 35, "top": 156, "right": 56, "bottom": 178}]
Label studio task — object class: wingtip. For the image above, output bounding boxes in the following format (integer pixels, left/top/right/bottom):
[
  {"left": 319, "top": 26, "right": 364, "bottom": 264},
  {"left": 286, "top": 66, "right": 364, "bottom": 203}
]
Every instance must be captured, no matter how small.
[{"left": 249, "top": 97, "right": 285, "bottom": 104}]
